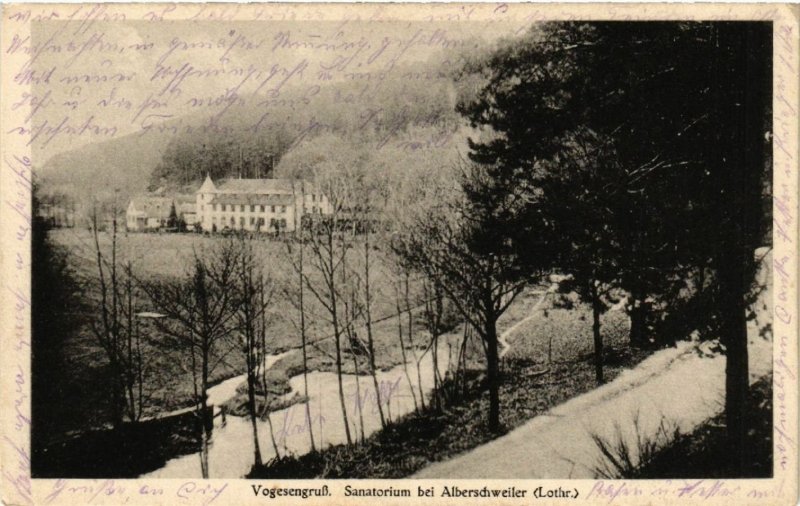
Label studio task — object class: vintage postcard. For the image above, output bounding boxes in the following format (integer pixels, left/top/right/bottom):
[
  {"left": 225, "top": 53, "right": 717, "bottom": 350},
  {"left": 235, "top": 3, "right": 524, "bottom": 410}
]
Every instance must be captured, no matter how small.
[{"left": 1, "top": 2, "right": 798, "bottom": 505}]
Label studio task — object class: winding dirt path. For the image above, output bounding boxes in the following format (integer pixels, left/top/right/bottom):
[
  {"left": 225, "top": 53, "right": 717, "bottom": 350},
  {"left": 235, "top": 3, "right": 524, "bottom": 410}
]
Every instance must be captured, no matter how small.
[{"left": 498, "top": 283, "right": 559, "bottom": 359}]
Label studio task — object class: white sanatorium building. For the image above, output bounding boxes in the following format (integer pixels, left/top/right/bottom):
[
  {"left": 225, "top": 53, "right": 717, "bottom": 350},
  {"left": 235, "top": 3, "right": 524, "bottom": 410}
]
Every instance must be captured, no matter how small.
[{"left": 196, "top": 175, "right": 331, "bottom": 233}]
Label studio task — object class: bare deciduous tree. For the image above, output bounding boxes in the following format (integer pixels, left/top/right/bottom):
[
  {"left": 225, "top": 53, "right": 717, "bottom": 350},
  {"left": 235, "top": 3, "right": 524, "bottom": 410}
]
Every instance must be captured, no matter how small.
[
  {"left": 142, "top": 241, "right": 239, "bottom": 477},
  {"left": 394, "top": 161, "right": 547, "bottom": 432},
  {"left": 354, "top": 185, "right": 388, "bottom": 429},
  {"left": 231, "top": 236, "right": 278, "bottom": 468},
  {"left": 286, "top": 181, "right": 317, "bottom": 453},
  {"left": 301, "top": 172, "right": 359, "bottom": 446},
  {"left": 89, "top": 201, "right": 148, "bottom": 427}
]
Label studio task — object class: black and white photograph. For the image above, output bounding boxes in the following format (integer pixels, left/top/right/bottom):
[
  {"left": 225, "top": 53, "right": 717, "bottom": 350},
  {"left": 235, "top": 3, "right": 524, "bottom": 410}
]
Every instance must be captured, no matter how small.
[{"left": 1, "top": 3, "right": 797, "bottom": 504}]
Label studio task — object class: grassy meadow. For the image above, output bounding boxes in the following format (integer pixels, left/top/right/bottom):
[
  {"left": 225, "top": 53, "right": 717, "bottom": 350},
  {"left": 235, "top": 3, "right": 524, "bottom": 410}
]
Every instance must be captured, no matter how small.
[
  {"left": 47, "top": 228, "right": 448, "bottom": 431},
  {"left": 47, "top": 228, "right": 638, "bottom": 452}
]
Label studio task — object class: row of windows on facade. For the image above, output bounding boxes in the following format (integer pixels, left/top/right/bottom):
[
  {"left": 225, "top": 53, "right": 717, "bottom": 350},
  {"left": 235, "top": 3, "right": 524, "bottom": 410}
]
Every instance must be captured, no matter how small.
[
  {"left": 212, "top": 216, "right": 288, "bottom": 228},
  {"left": 201, "top": 204, "right": 324, "bottom": 214},
  {"left": 205, "top": 204, "right": 286, "bottom": 213}
]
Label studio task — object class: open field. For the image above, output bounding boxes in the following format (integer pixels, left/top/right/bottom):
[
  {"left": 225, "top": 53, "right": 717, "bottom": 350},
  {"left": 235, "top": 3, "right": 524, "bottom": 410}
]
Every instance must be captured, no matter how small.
[
  {"left": 504, "top": 305, "right": 631, "bottom": 364},
  {"left": 44, "top": 227, "right": 645, "bottom": 479},
  {"left": 44, "top": 228, "right": 456, "bottom": 435},
  {"left": 47, "top": 230, "right": 632, "bottom": 403}
]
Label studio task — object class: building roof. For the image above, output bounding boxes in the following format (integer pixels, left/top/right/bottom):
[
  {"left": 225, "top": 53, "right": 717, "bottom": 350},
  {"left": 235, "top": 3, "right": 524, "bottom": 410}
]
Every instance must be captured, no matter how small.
[
  {"left": 177, "top": 202, "right": 196, "bottom": 214},
  {"left": 174, "top": 194, "right": 195, "bottom": 204},
  {"left": 197, "top": 177, "right": 321, "bottom": 196},
  {"left": 217, "top": 178, "right": 295, "bottom": 194},
  {"left": 128, "top": 196, "right": 173, "bottom": 220},
  {"left": 210, "top": 193, "right": 294, "bottom": 207}
]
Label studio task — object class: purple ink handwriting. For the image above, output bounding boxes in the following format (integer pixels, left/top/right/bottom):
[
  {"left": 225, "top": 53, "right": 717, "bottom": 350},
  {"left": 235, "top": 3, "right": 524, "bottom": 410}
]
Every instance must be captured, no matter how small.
[
  {"left": 276, "top": 403, "right": 325, "bottom": 446},
  {"left": 43, "top": 479, "right": 228, "bottom": 505},
  {"left": 587, "top": 479, "right": 791, "bottom": 504},
  {"left": 176, "top": 481, "right": 229, "bottom": 505}
]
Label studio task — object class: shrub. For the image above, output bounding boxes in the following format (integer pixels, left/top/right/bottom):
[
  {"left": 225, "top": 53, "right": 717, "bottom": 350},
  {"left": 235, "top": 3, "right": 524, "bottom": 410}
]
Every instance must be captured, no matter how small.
[{"left": 590, "top": 413, "right": 681, "bottom": 479}]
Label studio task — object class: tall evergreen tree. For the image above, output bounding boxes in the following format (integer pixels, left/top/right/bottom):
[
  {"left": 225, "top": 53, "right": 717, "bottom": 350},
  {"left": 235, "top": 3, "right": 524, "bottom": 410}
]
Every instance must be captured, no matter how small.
[{"left": 458, "top": 22, "right": 771, "bottom": 472}]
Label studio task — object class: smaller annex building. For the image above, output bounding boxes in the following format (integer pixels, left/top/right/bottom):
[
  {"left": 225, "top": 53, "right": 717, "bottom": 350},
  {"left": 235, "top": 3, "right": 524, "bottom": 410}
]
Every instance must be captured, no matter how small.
[
  {"left": 126, "top": 196, "right": 173, "bottom": 231},
  {"left": 195, "top": 175, "right": 331, "bottom": 233},
  {"left": 126, "top": 195, "right": 196, "bottom": 231}
]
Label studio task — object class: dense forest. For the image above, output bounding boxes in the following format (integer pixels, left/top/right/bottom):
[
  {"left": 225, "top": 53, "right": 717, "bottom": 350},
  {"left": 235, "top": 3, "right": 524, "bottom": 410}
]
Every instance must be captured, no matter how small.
[
  {"left": 147, "top": 60, "right": 468, "bottom": 188},
  {"left": 39, "top": 54, "right": 475, "bottom": 205}
]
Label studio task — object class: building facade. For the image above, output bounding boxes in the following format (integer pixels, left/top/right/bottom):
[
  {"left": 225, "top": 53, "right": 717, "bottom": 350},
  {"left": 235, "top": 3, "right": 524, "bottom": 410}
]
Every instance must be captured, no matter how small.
[
  {"left": 126, "top": 196, "right": 174, "bottom": 231},
  {"left": 126, "top": 195, "right": 196, "bottom": 231},
  {"left": 195, "top": 176, "right": 331, "bottom": 233}
]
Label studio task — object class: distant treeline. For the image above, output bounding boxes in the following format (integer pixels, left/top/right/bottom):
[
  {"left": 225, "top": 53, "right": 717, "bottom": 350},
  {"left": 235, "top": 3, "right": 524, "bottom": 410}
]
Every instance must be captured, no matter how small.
[{"left": 147, "top": 59, "right": 465, "bottom": 190}]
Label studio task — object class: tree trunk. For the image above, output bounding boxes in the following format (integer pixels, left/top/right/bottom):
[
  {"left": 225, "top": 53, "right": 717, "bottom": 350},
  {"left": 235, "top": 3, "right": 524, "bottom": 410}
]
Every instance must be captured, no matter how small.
[
  {"left": 199, "top": 409, "right": 210, "bottom": 478},
  {"left": 415, "top": 355, "right": 426, "bottom": 412},
  {"left": 265, "top": 408, "right": 281, "bottom": 458},
  {"left": 484, "top": 322, "right": 501, "bottom": 433},
  {"left": 406, "top": 276, "right": 426, "bottom": 411},
  {"left": 591, "top": 282, "right": 604, "bottom": 385},
  {"left": 351, "top": 351, "right": 366, "bottom": 444},
  {"left": 427, "top": 286, "right": 444, "bottom": 411},
  {"left": 431, "top": 334, "right": 440, "bottom": 410},
  {"left": 629, "top": 304, "right": 645, "bottom": 348},
  {"left": 200, "top": 347, "right": 211, "bottom": 478},
  {"left": 188, "top": 336, "right": 207, "bottom": 477},
  {"left": 364, "top": 233, "right": 386, "bottom": 428},
  {"left": 111, "top": 362, "right": 124, "bottom": 430},
  {"left": 628, "top": 288, "right": 648, "bottom": 349},
  {"left": 298, "top": 240, "right": 316, "bottom": 452},
  {"left": 713, "top": 22, "right": 768, "bottom": 476},
  {"left": 202, "top": 348, "right": 211, "bottom": 430},
  {"left": 247, "top": 369, "right": 263, "bottom": 467},
  {"left": 136, "top": 324, "right": 144, "bottom": 421},
  {"left": 719, "top": 257, "right": 749, "bottom": 476},
  {"left": 125, "top": 268, "right": 136, "bottom": 421},
  {"left": 330, "top": 232, "right": 352, "bottom": 446},
  {"left": 460, "top": 325, "right": 470, "bottom": 398},
  {"left": 91, "top": 210, "right": 125, "bottom": 431},
  {"left": 394, "top": 284, "right": 418, "bottom": 411}
]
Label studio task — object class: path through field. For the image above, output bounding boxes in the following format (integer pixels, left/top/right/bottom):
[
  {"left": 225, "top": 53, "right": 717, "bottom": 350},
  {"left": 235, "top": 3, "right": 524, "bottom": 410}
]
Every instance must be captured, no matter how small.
[{"left": 498, "top": 283, "right": 559, "bottom": 359}]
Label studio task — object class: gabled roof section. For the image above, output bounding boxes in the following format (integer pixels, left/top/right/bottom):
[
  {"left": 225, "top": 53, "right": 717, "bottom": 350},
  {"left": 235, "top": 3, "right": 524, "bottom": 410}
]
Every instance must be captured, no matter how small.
[
  {"left": 128, "top": 196, "right": 173, "bottom": 219},
  {"left": 217, "top": 178, "right": 295, "bottom": 194},
  {"left": 198, "top": 174, "right": 217, "bottom": 193},
  {"left": 210, "top": 193, "right": 294, "bottom": 206},
  {"left": 196, "top": 177, "right": 321, "bottom": 196}
]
